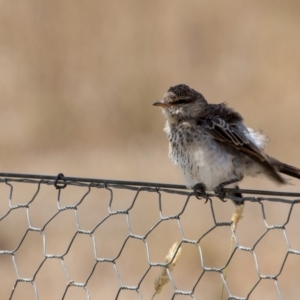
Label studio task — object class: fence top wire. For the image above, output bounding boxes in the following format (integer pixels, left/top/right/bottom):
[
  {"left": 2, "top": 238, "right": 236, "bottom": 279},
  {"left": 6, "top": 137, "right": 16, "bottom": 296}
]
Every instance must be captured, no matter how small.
[{"left": 0, "top": 172, "right": 300, "bottom": 202}]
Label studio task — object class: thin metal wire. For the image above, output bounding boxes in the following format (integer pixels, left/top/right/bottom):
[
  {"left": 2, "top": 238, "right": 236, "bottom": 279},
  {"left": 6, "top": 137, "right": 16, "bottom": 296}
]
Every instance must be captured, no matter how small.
[{"left": 0, "top": 171, "right": 300, "bottom": 197}]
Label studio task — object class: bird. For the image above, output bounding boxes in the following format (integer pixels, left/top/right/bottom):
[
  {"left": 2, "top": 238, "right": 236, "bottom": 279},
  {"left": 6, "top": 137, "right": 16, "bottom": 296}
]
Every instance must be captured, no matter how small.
[{"left": 153, "top": 84, "right": 300, "bottom": 203}]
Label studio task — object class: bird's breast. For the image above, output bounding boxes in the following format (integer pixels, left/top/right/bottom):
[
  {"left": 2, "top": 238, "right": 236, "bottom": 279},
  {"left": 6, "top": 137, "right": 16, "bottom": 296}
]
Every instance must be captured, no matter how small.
[{"left": 165, "top": 122, "right": 236, "bottom": 190}]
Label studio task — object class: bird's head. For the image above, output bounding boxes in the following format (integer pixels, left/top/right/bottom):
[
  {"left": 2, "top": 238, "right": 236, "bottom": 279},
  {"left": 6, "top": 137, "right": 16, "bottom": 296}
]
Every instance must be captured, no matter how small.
[{"left": 153, "top": 84, "right": 208, "bottom": 120}]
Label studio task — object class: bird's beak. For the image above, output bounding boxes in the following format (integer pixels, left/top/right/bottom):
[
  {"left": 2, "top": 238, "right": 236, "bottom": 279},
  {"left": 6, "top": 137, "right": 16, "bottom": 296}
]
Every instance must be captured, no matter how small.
[{"left": 152, "top": 100, "right": 171, "bottom": 108}]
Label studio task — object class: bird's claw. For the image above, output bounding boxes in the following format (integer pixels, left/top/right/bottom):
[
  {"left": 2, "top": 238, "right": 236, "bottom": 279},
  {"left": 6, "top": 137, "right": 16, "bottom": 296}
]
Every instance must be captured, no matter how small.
[
  {"left": 214, "top": 184, "right": 227, "bottom": 202},
  {"left": 193, "top": 183, "right": 207, "bottom": 201}
]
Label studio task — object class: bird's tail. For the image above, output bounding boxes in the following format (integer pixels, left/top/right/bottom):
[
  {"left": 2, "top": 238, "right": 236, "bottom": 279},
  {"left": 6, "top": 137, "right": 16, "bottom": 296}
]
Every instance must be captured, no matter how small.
[{"left": 269, "top": 157, "right": 300, "bottom": 179}]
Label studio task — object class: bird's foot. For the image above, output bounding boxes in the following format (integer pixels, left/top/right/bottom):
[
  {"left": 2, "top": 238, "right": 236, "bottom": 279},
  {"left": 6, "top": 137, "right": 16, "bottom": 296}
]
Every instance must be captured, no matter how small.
[
  {"left": 214, "top": 178, "right": 240, "bottom": 202},
  {"left": 193, "top": 183, "right": 208, "bottom": 202},
  {"left": 214, "top": 184, "right": 227, "bottom": 202},
  {"left": 231, "top": 185, "right": 244, "bottom": 206}
]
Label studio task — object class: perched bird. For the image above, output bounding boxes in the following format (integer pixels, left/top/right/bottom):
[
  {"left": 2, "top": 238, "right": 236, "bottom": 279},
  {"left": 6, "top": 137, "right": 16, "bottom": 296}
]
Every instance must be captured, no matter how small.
[{"left": 153, "top": 84, "right": 300, "bottom": 202}]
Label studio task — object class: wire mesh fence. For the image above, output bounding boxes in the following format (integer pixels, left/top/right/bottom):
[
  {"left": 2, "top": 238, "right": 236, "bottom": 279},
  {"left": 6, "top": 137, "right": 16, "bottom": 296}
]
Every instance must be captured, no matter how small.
[{"left": 0, "top": 173, "right": 300, "bottom": 300}]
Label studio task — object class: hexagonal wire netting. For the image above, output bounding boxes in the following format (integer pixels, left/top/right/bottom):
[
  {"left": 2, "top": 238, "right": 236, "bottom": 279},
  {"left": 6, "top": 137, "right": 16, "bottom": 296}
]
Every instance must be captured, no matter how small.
[{"left": 0, "top": 173, "right": 300, "bottom": 300}]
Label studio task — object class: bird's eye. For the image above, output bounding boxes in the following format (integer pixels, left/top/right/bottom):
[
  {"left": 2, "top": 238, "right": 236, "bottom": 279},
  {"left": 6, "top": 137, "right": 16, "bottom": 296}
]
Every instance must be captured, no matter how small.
[{"left": 174, "top": 98, "right": 193, "bottom": 105}]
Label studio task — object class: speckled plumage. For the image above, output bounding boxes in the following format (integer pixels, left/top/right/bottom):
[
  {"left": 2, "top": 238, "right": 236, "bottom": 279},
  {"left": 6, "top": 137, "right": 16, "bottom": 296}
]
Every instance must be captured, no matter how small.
[{"left": 154, "top": 84, "right": 300, "bottom": 191}]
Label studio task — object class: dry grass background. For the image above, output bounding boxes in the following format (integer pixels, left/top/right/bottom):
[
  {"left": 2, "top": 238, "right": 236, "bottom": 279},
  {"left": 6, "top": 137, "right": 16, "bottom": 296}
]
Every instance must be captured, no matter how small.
[{"left": 0, "top": 1, "right": 300, "bottom": 299}]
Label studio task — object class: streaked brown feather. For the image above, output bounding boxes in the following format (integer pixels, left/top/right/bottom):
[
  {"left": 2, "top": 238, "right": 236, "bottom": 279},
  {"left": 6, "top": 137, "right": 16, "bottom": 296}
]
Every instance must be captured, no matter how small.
[{"left": 198, "top": 104, "right": 286, "bottom": 184}]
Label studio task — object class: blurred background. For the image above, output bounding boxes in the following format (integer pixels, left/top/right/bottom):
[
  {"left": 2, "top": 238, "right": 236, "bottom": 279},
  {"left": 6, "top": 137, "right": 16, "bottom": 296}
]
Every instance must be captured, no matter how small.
[{"left": 1, "top": 0, "right": 300, "bottom": 299}]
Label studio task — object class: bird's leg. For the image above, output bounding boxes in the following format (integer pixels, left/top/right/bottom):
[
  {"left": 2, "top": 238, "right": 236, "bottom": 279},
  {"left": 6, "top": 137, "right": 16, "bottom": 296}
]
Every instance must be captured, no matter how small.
[
  {"left": 214, "top": 178, "right": 241, "bottom": 201},
  {"left": 193, "top": 183, "right": 207, "bottom": 200}
]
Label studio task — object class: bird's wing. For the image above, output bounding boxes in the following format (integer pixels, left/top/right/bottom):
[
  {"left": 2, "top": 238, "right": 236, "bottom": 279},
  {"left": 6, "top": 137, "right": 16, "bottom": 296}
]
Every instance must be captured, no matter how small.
[{"left": 199, "top": 117, "right": 286, "bottom": 183}]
